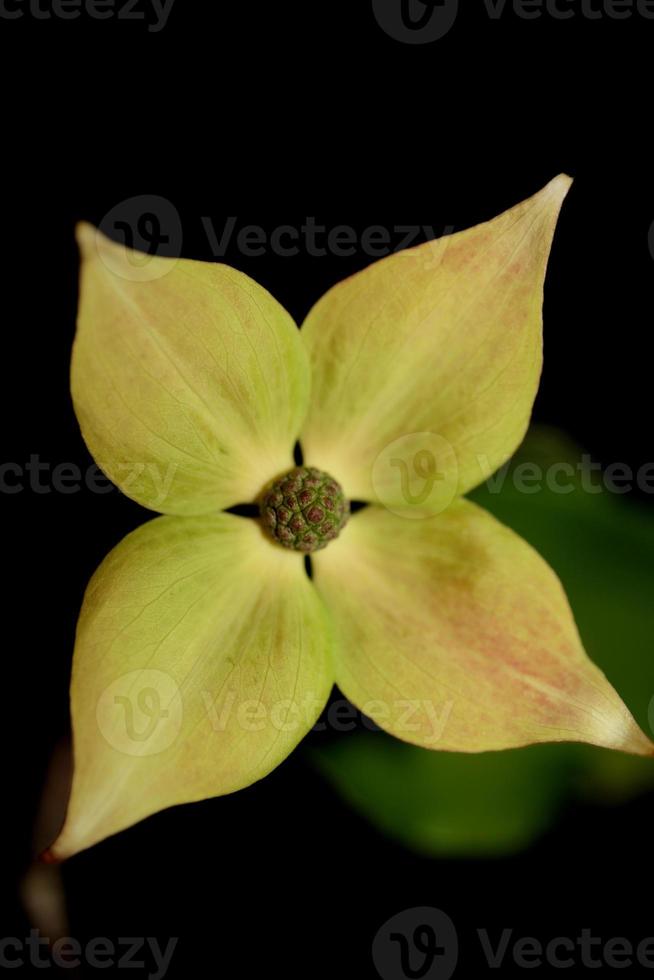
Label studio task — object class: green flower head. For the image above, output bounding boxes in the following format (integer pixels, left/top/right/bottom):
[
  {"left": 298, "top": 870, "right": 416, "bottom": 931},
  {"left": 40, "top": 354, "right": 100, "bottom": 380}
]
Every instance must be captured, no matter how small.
[
  {"left": 46, "top": 176, "right": 653, "bottom": 861},
  {"left": 260, "top": 467, "right": 349, "bottom": 552}
]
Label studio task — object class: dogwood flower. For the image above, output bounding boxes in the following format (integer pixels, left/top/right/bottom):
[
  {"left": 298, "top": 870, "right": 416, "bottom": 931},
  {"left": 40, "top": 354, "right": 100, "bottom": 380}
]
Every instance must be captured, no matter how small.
[{"left": 47, "top": 176, "right": 653, "bottom": 861}]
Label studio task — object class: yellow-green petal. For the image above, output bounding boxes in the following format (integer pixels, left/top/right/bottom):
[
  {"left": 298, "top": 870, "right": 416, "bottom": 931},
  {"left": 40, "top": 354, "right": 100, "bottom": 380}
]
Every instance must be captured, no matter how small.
[
  {"left": 49, "top": 514, "right": 334, "bottom": 859},
  {"left": 312, "top": 502, "right": 653, "bottom": 755},
  {"left": 300, "top": 176, "right": 571, "bottom": 511},
  {"left": 72, "top": 225, "right": 310, "bottom": 514}
]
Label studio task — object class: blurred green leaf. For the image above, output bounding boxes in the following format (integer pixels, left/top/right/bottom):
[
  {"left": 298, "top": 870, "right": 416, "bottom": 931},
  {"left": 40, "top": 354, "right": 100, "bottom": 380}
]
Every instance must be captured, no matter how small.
[
  {"left": 314, "top": 736, "right": 578, "bottom": 857},
  {"left": 311, "top": 427, "right": 654, "bottom": 855}
]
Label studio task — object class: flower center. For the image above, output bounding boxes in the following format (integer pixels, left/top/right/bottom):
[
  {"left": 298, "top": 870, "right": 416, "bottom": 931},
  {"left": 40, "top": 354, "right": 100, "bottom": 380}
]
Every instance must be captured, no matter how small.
[{"left": 259, "top": 466, "right": 350, "bottom": 553}]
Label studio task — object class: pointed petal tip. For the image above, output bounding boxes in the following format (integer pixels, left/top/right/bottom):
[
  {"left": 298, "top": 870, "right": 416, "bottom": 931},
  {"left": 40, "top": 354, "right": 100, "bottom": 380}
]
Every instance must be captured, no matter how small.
[
  {"left": 542, "top": 173, "right": 573, "bottom": 203},
  {"left": 634, "top": 733, "right": 654, "bottom": 758},
  {"left": 75, "top": 221, "right": 122, "bottom": 260},
  {"left": 75, "top": 220, "right": 99, "bottom": 256},
  {"left": 39, "top": 847, "right": 61, "bottom": 865},
  {"left": 610, "top": 715, "right": 654, "bottom": 758}
]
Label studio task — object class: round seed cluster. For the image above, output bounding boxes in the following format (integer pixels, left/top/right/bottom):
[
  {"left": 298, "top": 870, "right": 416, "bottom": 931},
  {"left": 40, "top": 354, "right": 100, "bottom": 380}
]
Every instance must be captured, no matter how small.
[{"left": 260, "top": 467, "right": 349, "bottom": 552}]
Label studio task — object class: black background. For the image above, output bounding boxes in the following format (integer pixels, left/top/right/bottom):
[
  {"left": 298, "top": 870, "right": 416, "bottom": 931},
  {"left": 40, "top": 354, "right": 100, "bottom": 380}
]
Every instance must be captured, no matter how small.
[{"left": 2, "top": 1, "right": 653, "bottom": 976}]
